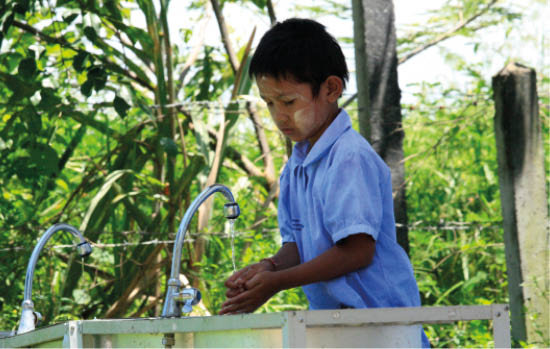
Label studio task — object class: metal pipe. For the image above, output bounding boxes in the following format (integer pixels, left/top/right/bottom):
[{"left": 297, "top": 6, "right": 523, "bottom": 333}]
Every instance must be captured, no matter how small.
[
  {"left": 162, "top": 184, "right": 240, "bottom": 317},
  {"left": 18, "top": 223, "right": 92, "bottom": 334}
]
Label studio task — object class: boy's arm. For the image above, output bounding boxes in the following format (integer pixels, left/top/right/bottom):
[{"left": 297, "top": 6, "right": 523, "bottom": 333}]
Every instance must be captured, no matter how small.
[
  {"left": 220, "top": 233, "right": 375, "bottom": 314},
  {"left": 277, "top": 233, "right": 375, "bottom": 288}
]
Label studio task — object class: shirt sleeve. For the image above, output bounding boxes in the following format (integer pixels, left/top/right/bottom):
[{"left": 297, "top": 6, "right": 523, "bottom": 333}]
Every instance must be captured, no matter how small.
[
  {"left": 278, "top": 164, "right": 296, "bottom": 244},
  {"left": 322, "top": 147, "right": 385, "bottom": 243}
]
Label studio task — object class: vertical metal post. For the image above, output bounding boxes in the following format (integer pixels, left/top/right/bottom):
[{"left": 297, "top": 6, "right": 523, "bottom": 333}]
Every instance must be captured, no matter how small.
[
  {"left": 282, "top": 311, "right": 306, "bottom": 348},
  {"left": 62, "top": 321, "right": 83, "bottom": 348},
  {"left": 491, "top": 304, "right": 512, "bottom": 348}
]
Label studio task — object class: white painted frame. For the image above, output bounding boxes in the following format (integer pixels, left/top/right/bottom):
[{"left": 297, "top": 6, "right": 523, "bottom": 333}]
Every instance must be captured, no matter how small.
[
  {"left": 1, "top": 304, "right": 511, "bottom": 348},
  {"left": 283, "top": 304, "right": 511, "bottom": 348}
]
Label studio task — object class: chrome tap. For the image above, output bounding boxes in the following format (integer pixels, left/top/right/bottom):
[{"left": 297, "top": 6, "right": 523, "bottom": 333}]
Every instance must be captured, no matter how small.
[
  {"left": 17, "top": 223, "right": 92, "bottom": 334},
  {"left": 162, "top": 184, "right": 240, "bottom": 317}
]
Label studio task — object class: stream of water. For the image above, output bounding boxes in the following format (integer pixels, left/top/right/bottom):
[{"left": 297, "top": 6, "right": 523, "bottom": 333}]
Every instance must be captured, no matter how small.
[{"left": 229, "top": 218, "right": 236, "bottom": 272}]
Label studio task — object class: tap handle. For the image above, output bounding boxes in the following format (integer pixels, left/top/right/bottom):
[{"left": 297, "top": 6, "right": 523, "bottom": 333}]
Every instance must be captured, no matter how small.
[
  {"left": 33, "top": 311, "right": 42, "bottom": 326},
  {"left": 181, "top": 302, "right": 193, "bottom": 314},
  {"left": 178, "top": 288, "right": 201, "bottom": 314}
]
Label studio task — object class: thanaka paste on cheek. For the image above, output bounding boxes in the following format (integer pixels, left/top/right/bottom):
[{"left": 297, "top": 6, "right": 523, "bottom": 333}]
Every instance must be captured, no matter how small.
[
  {"left": 293, "top": 106, "right": 313, "bottom": 127},
  {"left": 291, "top": 105, "right": 316, "bottom": 143}
]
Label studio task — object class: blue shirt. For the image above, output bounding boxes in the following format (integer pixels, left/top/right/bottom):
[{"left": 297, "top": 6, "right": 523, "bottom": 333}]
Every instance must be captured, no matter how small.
[
  {"left": 278, "top": 110, "right": 429, "bottom": 346},
  {"left": 278, "top": 109, "right": 423, "bottom": 309}
]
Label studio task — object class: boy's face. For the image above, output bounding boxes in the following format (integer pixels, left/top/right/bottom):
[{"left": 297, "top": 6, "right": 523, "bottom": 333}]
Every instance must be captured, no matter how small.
[{"left": 257, "top": 74, "right": 339, "bottom": 147}]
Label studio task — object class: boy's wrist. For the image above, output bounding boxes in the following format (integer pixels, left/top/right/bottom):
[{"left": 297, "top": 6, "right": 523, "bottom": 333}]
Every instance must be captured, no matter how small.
[{"left": 260, "top": 257, "right": 278, "bottom": 271}]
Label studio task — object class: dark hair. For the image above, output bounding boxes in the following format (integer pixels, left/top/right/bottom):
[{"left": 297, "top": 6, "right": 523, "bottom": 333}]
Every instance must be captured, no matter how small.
[{"left": 249, "top": 18, "right": 349, "bottom": 97}]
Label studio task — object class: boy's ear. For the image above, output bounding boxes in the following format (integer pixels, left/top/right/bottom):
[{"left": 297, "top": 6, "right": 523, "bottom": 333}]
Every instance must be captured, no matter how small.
[{"left": 324, "top": 75, "right": 344, "bottom": 103}]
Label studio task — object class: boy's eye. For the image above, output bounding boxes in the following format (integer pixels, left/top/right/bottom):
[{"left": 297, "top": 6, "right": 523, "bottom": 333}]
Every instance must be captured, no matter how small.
[{"left": 283, "top": 99, "right": 295, "bottom": 106}]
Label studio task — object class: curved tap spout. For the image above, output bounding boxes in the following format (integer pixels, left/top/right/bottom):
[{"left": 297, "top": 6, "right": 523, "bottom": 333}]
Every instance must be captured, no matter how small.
[
  {"left": 162, "top": 184, "right": 240, "bottom": 317},
  {"left": 18, "top": 223, "right": 92, "bottom": 334}
]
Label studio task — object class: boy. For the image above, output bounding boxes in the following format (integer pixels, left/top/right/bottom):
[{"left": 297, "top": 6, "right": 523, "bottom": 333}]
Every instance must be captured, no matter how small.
[{"left": 220, "top": 18, "right": 428, "bottom": 347}]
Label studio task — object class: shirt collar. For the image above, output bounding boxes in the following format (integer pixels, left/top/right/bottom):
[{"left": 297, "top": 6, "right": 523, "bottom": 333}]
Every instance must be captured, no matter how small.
[{"left": 290, "top": 109, "right": 352, "bottom": 168}]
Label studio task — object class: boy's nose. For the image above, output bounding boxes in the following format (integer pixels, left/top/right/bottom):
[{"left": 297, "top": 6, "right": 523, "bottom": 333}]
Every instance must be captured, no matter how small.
[{"left": 271, "top": 107, "right": 289, "bottom": 122}]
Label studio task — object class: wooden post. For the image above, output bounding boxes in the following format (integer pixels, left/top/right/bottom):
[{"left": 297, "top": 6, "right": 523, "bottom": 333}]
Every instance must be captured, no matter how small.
[
  {"left": 351, "top": 0, "right": 410, "bottom": 254},
  {"left": 493, "top": 62, "right": 549, "bottom": 344}
]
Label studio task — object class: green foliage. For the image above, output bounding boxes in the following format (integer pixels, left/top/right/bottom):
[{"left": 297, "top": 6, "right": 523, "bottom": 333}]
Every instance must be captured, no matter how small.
[
  {"left": 403, "top": 79, "right": 506, "bottom": 347},
  {"left": 0, "top": 0, "right": 279, "bottom": 330}
]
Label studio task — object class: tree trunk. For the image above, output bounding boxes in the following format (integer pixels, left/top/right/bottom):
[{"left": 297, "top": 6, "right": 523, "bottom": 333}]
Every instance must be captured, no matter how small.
[{"left": 351, "top": 0, "right": 409, "bottom": 253}]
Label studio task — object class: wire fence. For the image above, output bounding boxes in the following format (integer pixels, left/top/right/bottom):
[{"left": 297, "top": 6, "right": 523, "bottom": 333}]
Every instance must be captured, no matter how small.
[{"left": 0, "top": 221, "right": 503, "bottom": 254}]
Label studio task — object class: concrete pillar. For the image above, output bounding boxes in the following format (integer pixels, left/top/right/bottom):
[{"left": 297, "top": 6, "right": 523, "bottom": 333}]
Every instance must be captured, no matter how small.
[{"left": 493, "top": 62, "right": 549, "bottom": 344}]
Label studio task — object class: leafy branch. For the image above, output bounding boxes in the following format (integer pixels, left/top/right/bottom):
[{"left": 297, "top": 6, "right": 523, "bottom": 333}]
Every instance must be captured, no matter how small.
[
  {"left": 11, "top": 20, "right": 154, "bottom": 91},
  {"left": 398, "top": 0, "right": 498, "bottom": 65}
]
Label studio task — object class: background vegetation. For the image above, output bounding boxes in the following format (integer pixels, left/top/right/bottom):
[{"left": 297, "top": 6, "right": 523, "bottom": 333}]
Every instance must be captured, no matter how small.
[{"left": 0, "top": 0, "right": 547, "bottom": 347}]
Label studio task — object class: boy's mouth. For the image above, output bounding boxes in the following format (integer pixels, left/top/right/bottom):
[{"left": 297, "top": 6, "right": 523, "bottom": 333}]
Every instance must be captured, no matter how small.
[{"left": 280, "top": 128, "right": 294, "bottom": 135}]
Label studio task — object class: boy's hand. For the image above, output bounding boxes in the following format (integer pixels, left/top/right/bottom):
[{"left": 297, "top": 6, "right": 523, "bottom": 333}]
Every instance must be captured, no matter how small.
[
  {"left": 224, "top": 261, "right": 274, "bottom": 298},
  {"left": 219, "top": 270, "right": 279, "bottom": 315}
]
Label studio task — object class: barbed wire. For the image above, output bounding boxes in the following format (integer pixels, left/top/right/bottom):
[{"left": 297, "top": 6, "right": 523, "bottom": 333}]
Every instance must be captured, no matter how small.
[
  {"left": 0, "top": 239, "right": 176, "bottom": 253},
  {"left": 144, "top": 96, "right": 492, "bottom": 126},
  {"left": 0, "top": 228, "right": 277, "bottom": 253},
  {"left": 150, "top": 95, "right": 358, "bottom": 111},
  {"left": 396, "top": 221, "right": 502, "bottom": 231},
  {"left": 0, "top": 221, "right": 503, "bottom": 254}
]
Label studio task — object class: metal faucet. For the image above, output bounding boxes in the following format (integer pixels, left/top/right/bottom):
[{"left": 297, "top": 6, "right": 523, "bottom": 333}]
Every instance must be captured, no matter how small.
[
  {"left": 162, "top": 184, "right": 240, "bottom": 317},
  {"left": 17, "top": 223, "right": 92, "bottom": 334}
]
